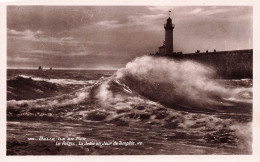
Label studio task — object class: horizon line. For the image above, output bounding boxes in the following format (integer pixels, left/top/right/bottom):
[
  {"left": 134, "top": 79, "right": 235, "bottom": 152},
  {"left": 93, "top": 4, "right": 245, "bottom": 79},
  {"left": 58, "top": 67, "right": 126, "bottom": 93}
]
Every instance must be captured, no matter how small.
[{"left": 7, "top": 67, "right": 119, "bottom": 70}]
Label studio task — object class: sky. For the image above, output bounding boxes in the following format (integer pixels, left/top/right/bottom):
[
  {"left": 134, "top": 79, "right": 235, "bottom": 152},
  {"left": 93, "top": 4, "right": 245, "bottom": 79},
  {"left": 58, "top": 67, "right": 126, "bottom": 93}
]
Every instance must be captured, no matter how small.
[{"left": 7, "top": 6, "right": 252, "bottom": 69}]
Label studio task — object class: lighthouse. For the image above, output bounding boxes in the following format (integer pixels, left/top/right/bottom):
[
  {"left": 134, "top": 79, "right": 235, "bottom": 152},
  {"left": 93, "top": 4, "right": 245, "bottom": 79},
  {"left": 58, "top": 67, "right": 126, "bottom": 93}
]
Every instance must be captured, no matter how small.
[{"left": 164, "top": 11, "right": 174, "bottom": 55}]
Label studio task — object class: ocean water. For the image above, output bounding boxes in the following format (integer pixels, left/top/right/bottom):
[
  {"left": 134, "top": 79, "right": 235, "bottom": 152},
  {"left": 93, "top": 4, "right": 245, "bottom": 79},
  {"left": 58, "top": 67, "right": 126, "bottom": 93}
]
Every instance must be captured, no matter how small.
[{"left": 7, "top": 56, "right": 252, "bottom": 155}]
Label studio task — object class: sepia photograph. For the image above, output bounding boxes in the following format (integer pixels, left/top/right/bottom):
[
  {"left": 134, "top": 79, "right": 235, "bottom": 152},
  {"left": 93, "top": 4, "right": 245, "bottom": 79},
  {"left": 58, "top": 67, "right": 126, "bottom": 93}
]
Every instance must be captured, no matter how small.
[{"left": 4, "top": 4, "right": 255, "bottom": 157}]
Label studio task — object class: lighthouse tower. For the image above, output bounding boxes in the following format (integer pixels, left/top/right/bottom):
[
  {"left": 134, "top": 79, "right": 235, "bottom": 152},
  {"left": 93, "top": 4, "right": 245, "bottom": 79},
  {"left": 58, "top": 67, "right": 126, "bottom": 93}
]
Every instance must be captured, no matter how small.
[{"left": 164, "top": 11, "right": 175, "bottom": 55}]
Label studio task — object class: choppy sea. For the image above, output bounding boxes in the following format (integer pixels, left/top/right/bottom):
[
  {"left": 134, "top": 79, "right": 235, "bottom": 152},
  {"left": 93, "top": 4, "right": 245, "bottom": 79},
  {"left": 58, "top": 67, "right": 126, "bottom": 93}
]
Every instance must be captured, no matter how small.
[{"left": 7, "top": 56, "right": 252, "bottom": 155}]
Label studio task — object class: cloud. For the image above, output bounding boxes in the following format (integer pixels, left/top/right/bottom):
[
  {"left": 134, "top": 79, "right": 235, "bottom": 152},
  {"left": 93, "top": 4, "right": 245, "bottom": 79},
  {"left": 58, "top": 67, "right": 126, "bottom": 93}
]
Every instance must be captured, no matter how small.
[
  {"left": 190, "top": 8, "right": 203, "bottom": 14},
  {"left": 23, "top": 49, "right": 49, "bottom": 54},
  {"left": 8, "top": 29, "right": 43, "bottom": 36},
  {"left": 8, "top": 29, "right": 43, "bottom": 41},
  {"left": 188, "top": 7, "right": 228, "bottom": 15},
  {"left": 95, "top": 20, "right": 123, "bottom": 29},
  {"left": 7, "top": 6, "right": 96, "bottom": 33},
  {"left": 8, "top": 56, "right": 38, "bottom": 63},
  {"left": 8, "top": 28, "right": 81, "bottom": 45},
  {"left": 128, "top": 13, "right": 165, "bottom": 28}
]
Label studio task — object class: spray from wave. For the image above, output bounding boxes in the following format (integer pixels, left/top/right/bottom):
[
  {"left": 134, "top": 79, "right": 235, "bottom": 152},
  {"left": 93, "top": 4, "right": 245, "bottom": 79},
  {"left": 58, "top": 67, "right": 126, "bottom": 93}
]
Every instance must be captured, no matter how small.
[{"left": 107, "top": 56, "right": 252, "bottom": 113}]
